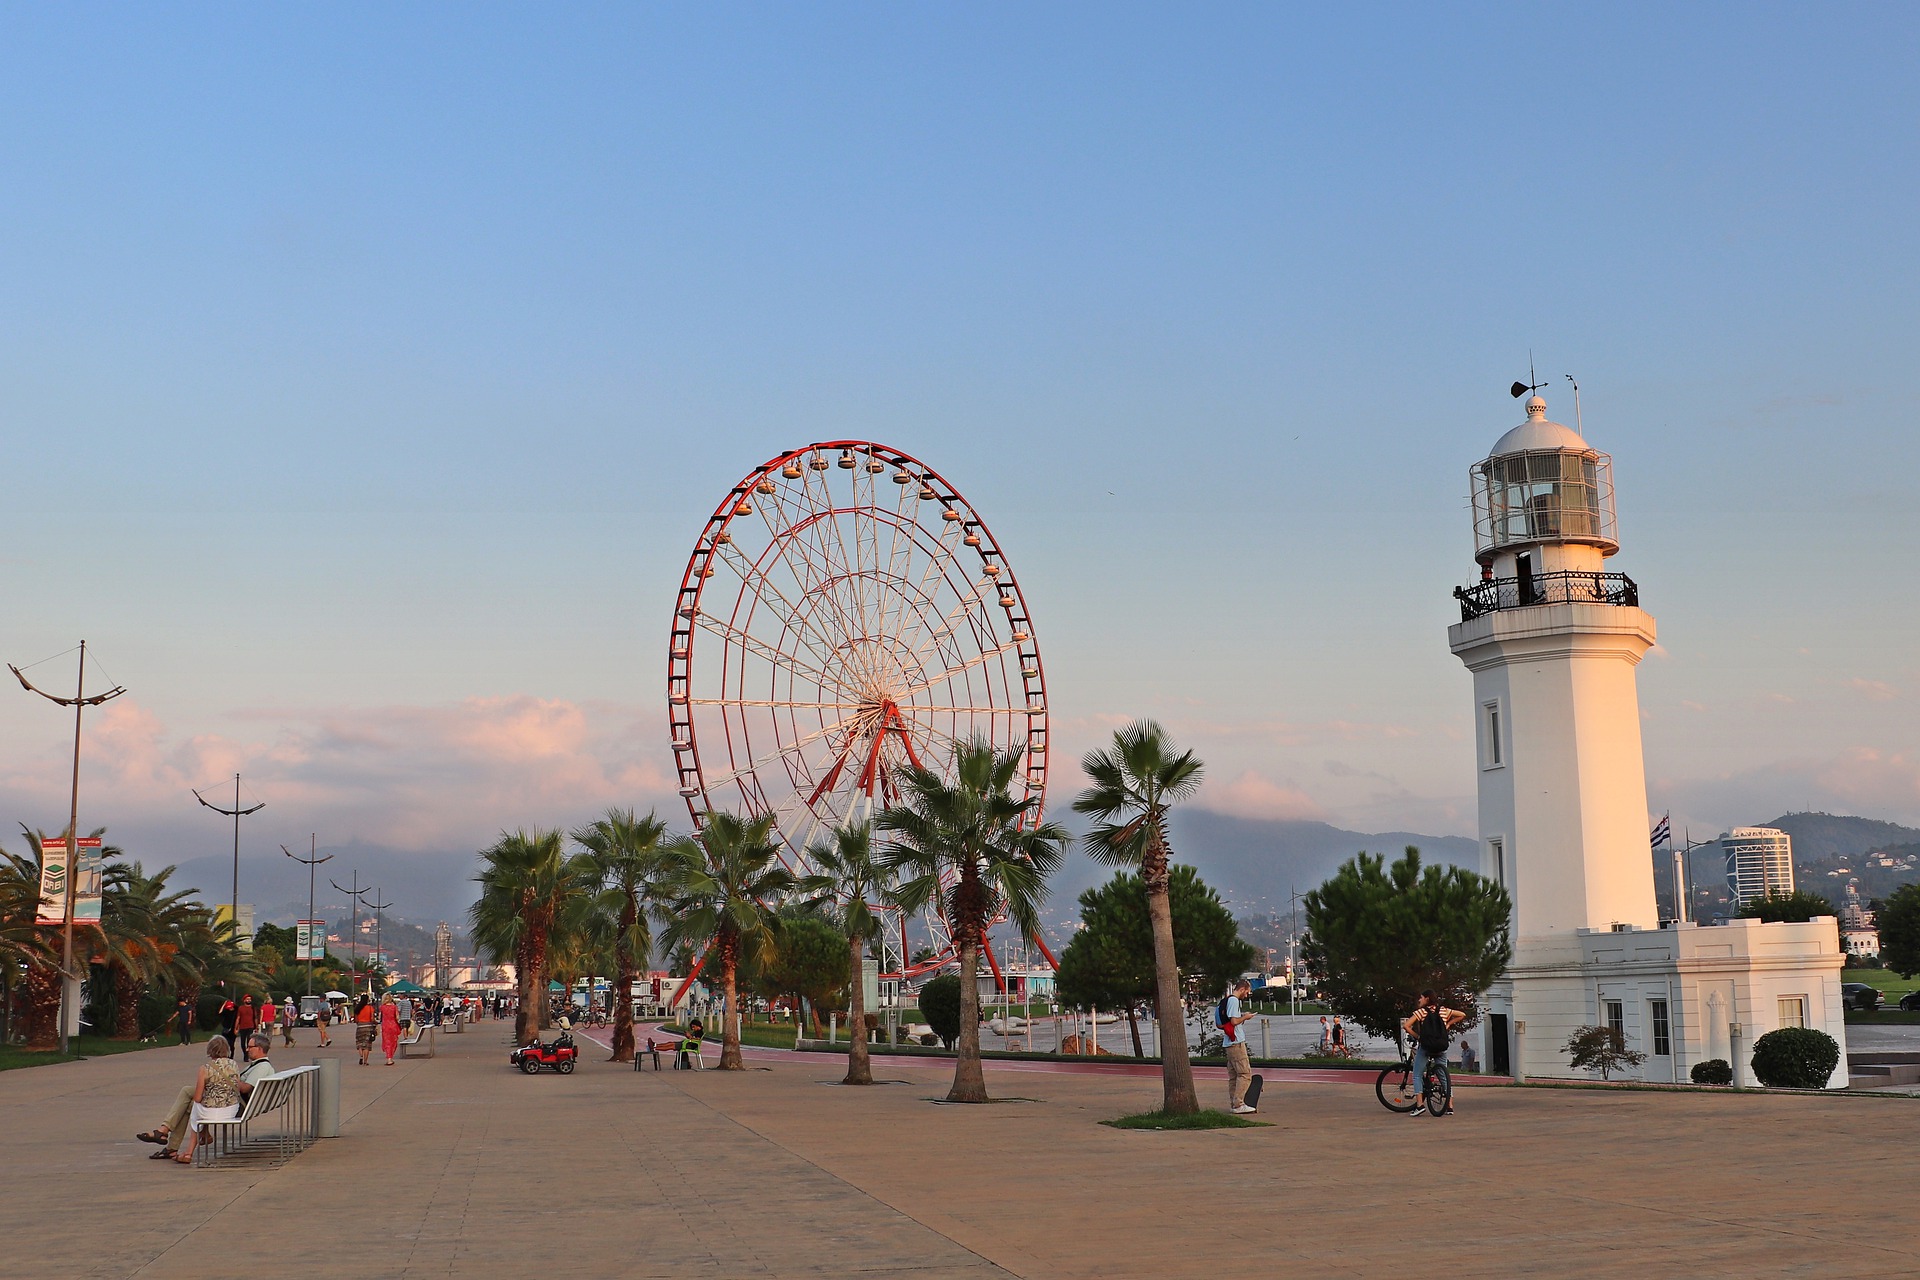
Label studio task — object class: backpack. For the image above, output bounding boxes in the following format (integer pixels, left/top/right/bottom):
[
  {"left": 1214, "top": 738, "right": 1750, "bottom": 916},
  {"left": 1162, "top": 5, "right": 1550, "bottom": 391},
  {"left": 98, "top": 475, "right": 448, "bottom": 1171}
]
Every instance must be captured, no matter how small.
[
  {"left": 1214, "top": 997, "right": 1239, "bottom": 1042},
  {"left": 1417, "top": 1007, "right": 1451, "bottom": 1054}
]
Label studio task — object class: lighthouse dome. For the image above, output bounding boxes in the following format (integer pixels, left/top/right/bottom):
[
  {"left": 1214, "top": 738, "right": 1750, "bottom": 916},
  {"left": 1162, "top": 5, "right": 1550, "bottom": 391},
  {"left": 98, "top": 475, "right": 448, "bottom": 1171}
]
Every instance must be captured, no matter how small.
[{"left": 1490, "top": 397, "right": 1591, "bottom": 456}]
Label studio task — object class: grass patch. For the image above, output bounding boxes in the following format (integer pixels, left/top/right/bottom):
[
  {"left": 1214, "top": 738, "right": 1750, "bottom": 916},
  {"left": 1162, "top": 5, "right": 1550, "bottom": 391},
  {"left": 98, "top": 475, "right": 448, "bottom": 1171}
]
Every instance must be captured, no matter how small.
[
  {"left": 1103, "top": 1108, "right": 1271, "bottom": 1130},
  {"left": 1846, "top": 1010, "right": 1920, "bottom": 1025},
  {"left": 0, "top": 1036, "right": 171, "bottom": 1072}
]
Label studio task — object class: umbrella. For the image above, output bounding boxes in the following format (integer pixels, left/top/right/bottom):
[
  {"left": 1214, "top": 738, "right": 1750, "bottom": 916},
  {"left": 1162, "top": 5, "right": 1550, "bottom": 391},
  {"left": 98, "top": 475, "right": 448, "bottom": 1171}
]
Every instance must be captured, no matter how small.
[{"left": 324, "top": 990, "right": 349, "bottom": 1000}]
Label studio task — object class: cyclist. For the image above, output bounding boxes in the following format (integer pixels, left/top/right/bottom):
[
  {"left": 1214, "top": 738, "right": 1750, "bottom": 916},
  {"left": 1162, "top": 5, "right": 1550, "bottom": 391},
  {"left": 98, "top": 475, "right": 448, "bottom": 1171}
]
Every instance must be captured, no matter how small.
[{"left": 1402, "top": 991, "right": 1465, "bottom": 1117}]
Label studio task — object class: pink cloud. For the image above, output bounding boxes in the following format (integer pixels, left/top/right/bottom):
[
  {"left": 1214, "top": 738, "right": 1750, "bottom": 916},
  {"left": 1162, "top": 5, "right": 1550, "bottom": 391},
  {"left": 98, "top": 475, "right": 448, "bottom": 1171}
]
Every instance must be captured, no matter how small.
[
  {"left": 1846, "top": 678, "right": 1899, "bottom": 702},
  {"left": 1204, "top": 770, "right": 1328, "bottom": 822}
]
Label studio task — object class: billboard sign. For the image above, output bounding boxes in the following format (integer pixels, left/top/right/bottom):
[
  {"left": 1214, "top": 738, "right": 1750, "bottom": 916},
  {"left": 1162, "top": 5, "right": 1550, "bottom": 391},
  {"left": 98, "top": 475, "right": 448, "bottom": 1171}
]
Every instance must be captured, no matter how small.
[
  {"left": 295, "top": 920, "right": 328, "bottom": 961},
  {"left": 35, "top": 837, "right": 103, "bottom": 925}
]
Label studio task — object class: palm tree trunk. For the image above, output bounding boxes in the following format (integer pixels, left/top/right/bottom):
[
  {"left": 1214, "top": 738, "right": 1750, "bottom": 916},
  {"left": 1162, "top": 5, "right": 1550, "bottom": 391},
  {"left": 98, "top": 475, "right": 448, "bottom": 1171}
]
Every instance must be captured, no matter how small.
[
  {"left": 113, "top": 967, "right": 143, "bottom": 1039},
  {"left": 611, "top": 896, "right": 637, "bottom": 1063},
  {"left": 25, "top": 959, "right": 62, "bottom": 1051},
  {"left": 1144, "top": 826, "right": 1198, "bottom": 1113},
  {"left": 844, "top": 934, "right": 871, "bottom": 1085},
  {"left": 948, "top": 934, "right": 989, "bottom": 1102},
  {"left": 719, "top": 938, "right": 744, "bottom": 1070}
]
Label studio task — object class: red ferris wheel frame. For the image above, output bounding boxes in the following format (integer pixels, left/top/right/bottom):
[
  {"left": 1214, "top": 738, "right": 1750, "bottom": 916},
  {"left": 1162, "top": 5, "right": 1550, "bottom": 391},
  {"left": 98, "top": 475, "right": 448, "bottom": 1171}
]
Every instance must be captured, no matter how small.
[{"left": 666, "top": 441, "right": 1050, "bottom": 974}]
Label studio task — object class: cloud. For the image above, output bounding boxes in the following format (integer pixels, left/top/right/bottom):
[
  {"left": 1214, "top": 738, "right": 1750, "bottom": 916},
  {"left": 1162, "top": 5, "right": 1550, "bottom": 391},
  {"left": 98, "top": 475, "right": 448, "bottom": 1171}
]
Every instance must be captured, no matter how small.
[
  {"left": 1203, "top": 770, "right": 1328, "bottom": 822},
  {"left": 1651, "top": 746, "right": 1920, "bottom": 831},
  {"left": 0, "top": 696, "right": 676, "bottom": 853},
  {"left": 1846, "top": 679, "right": 1899, "bottom": 702}
]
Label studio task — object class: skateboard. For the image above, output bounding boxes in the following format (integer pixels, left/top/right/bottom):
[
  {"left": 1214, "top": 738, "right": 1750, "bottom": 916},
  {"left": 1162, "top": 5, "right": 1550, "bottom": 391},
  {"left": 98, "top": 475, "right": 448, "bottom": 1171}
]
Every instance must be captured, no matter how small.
[{"left": 1243, "top": 1073, "right": 1264, "bottom": 1112}]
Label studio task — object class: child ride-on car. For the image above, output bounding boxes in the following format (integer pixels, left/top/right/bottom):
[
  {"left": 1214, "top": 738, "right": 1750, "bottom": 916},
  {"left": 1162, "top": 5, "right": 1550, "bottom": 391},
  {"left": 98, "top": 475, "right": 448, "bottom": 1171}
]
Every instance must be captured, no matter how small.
[{"left": 510, "top": 1028, "right": 577, "bottom": 1074}]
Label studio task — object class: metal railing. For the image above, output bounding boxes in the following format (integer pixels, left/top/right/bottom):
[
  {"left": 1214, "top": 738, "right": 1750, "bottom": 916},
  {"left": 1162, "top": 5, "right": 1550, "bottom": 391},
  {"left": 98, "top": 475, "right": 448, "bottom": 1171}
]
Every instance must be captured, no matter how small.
[
  {"left": 198, "top": 1064, "right": 320, "bottom": 1169},
  {"left": 1453, "top": 570, "right": 1639, "bottom": 621}
]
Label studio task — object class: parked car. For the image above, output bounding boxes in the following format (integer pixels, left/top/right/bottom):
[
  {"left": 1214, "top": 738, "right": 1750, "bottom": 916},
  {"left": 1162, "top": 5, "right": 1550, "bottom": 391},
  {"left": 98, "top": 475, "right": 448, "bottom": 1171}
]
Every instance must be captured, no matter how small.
[
  {"left": 1841, "top": 982, "right": 1882, "bottom": 1011},
  {"left": 1899, "top": 991, "right": 1920, "bottom": 1012}
]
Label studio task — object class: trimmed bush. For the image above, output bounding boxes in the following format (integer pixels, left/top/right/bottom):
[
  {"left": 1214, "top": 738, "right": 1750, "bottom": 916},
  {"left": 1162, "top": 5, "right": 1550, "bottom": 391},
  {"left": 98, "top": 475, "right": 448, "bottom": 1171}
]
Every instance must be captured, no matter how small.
[
  {"left": 1749, "top": 1027, "right": 1840, "bottom": 1089},
  {"left": 1690, "top": 1058, "right": 1733, "bottom": 1085},
  {"left": 918, "top": 974, "right": 961, "bottom": 1049}
]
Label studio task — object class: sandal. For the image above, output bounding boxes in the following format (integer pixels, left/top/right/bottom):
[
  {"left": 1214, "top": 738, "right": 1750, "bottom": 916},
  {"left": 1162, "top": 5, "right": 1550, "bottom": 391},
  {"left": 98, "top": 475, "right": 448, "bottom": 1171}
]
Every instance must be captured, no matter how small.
[
  {"left": 137, "top": 1129, "right": 167, "bottom": 1145},
  {"left": 171, "top": 1153, "right": 193, "bottom": 1165},
  {"left": 150, "top": 1148, "right": 175, "bottom": 1160}
]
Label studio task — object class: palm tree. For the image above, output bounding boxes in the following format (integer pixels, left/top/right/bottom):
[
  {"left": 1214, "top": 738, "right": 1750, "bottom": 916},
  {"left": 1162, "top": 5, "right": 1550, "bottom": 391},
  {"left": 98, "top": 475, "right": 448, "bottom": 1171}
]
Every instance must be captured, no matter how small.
[
  {"left": 799, "top": 822, "right": 889, "bottom": 1085},
  {"left": 1073, "top": 720, "right": 1206, "bottom": 1114},
  {"left": 471, "top": 828, "right": 588, "bottom": 1044},
  {"left": 655, "top": 812, "right": 795, "bottom": 1071},
  {"left": 0, "top": 844, "right": 53, "bottom": 1047},
  {"left": 877, "top": 739, "right": 1068, "bottom": 1103},
  {"left": 573, "top": 808, "right": 670, "bottom": 1063},
  {"left": 100, "top": 858, "right": 204, "bottom": 1039}
]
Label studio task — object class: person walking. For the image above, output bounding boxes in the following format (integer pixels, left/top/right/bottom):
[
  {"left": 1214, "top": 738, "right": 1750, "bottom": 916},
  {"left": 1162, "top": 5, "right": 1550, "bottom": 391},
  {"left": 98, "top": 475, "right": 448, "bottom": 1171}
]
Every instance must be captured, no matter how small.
[
  {"left": 379, "top": 993, "right": 401, "bottom": 1065},
  {"left": 175, "top": 995, "right": 194, "bottom": 1045},
  {"left": 259, "top": 994, "right": 277, "bottom": 1044},
  {"left": 354, "top": 995, "right": 377, "bottom": 1066},
  {"left": 280, "top": 997, "right": 296, "bottom": 1046},
  {"left": 1331, "top": 1017, "right": 1349, "bottom": 1058},
  {"left": 218, "top": 993, "right": 238, "bottom": 1046},
  {"left": 1216, "top": 978, "right": 1257, "bottom": 1114},
  {"left": 1317, "top": 1016, "right": 1331, "bottom": 1054},
  {"left": 233, "top": 994, "right": 257, "bottom": 1049},
  {"left": 315, "top": 999, "right": 332, "bottom": 1048}
]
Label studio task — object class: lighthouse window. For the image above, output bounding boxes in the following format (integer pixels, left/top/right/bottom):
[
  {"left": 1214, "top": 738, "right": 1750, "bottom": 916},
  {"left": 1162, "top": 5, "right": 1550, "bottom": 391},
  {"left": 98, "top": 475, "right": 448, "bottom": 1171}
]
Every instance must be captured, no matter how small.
[
  {"left": 1490, "top": 838, "right": 1505, "bottom": 888},
  {"left": 1483, "top": 702, "right": 1503, "bottom": 768}
]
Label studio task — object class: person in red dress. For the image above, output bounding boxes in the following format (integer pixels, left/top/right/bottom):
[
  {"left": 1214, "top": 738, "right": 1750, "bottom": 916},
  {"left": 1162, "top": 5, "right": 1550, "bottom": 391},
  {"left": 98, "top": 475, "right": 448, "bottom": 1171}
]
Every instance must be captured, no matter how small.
[{"left": 379, "top": 993, "right": 401, "bottom": 1065}]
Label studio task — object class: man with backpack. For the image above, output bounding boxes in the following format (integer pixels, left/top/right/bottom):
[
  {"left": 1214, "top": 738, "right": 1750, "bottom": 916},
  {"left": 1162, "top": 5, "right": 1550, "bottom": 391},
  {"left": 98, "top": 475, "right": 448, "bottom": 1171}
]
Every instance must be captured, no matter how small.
[
  {"left": 1215, "top": 978, "right": 1257, "bottom": 1114},
  {"left": 1403, "top": 991, "right": 1465, "bottom": 1117}
]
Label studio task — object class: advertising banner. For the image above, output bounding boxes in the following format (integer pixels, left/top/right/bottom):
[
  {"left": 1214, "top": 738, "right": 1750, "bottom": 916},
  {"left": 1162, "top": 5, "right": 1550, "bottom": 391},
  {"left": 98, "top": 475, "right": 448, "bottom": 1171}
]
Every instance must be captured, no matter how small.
[
  {"left": 296, "top": 920, "right": 327, "bottom": 961},
  {"left": 35, "top": 837, "right": 103, "bottom": 925}
]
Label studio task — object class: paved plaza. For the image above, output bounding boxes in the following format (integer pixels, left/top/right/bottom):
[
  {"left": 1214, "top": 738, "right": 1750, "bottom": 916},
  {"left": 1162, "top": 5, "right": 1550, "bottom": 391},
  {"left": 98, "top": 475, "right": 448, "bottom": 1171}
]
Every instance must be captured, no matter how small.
[{"left": 4, "top": 1023, "right": 1916, "bottom": 1279}]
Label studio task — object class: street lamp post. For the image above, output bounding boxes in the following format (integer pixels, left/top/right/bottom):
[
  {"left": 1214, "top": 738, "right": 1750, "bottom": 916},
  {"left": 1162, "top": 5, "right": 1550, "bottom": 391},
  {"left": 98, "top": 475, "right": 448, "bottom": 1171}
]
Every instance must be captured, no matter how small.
[
  {"left": 329, "top": 871, "right": 373, "bottom": 997},
  {"left": 283, "top": 836, "right": 333, "bottom": 999},
  {"left": 8, "top": 641, "right": 127, "bottom": 1055},
  {"left": 194, "top": 774, "right": 265, "bottom": 947},
  {"left": 364, "top": 889, "right": 393, "bottom": 994}
]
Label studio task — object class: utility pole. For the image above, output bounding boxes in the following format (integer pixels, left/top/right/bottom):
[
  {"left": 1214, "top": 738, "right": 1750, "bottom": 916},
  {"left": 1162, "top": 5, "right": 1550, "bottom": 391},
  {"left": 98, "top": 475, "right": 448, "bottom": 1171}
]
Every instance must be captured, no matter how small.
[
  {"left": 9, "top": 642, "right": 126, "bottom": 1055},
  {"left": 194, "top": 774, "right": 264, "bottom": 948},
  {"left": 330, "top": 870, "right": 373, "bottom": 997},
  {"left": 283, "top": 836, "right": 333, "bottom": 998}
]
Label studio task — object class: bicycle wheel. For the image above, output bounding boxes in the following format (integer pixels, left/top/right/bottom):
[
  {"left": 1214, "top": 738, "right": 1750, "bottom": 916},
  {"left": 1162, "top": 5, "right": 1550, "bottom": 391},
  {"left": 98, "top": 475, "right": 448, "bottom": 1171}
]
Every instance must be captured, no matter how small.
[
  {"left": 1376, "top": 1061, "right": 1419, "bottom": 1112},
  {"left": 1425, "top": 1063, "right": 1454, "bottom": 1115}
]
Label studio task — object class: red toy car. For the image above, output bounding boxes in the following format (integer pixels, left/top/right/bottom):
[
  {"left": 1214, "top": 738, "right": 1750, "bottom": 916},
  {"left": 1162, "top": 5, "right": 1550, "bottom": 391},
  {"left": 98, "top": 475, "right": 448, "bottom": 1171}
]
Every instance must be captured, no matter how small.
[{"left": 510, "top": 1030, "right": 577, "bottom": 1074}]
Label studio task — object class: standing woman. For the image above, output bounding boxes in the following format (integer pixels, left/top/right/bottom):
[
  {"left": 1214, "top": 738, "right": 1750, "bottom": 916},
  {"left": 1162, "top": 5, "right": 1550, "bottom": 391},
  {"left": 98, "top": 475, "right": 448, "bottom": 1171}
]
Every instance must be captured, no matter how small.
[
  {"left": 173, "top": 1035, "right": 242, "bottom": 1164},
  {"left": 354, "top": 995, "right": 377, "bottom": 1066},
  {"left": 379, "top": 992, "right": 401, "bottom": 1066}
]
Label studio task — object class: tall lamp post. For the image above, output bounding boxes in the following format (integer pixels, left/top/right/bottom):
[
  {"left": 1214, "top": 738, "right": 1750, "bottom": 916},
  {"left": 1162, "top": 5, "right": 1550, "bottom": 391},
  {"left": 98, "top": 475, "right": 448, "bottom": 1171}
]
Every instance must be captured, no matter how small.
[
  {"left": 283, "top": 836, "right": 333, "bottom": 999},
  {"left": 364, "top": 889, "right": 393, "bottom": 993},
  {"left": 8, "top": 641, "right": 126, "bottom": 1055},
  {"left": 194, "top": 774, "right": 264, "bottom": 947},
  {"left": 330, "top": 871, "right": 373, "bottom": 997}
]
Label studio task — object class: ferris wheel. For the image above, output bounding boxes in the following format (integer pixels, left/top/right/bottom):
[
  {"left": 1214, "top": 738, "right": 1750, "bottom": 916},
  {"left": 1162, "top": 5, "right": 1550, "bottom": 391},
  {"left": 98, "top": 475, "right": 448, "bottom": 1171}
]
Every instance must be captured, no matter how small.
[{"left": 667, "top": 442, "right": 1048, "bottom": 970}]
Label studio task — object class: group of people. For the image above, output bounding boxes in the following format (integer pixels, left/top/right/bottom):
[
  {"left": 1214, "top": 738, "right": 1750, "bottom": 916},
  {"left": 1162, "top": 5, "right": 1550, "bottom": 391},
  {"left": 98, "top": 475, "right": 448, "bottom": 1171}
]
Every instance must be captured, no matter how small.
[
  {"left": 134, "top": 1032, "right": 277, "bottom": 1164},
  {"left": 1213, "top": 977, "right": 1473, "bottom": 1117},
  {"left": 179, "top": 991, "right": 335, "bottom": 1049}
]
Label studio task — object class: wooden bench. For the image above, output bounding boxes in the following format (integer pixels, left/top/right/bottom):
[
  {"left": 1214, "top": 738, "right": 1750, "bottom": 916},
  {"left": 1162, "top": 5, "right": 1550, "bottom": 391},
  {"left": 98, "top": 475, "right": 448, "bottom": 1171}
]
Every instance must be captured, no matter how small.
[
  {"left": 398, "top": 1023, "right": 435, "bottom": 1059},
  {"left": 194, "top": 1065, "right": 319, "bottom": 1167}
]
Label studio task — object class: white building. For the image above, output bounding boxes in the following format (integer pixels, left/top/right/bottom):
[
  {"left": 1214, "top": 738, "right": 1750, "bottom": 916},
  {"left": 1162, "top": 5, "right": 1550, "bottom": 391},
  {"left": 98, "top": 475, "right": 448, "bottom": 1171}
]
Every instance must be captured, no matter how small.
[
  {"left": 1448, "top": 394, "right": 1846, "bottom": 1087},
  {"left": 1842, "top": 929, "right": 1880, "bottom": 960},
  {"left": 1722, "top": 827, "right": 1796, "bottom": 905}
]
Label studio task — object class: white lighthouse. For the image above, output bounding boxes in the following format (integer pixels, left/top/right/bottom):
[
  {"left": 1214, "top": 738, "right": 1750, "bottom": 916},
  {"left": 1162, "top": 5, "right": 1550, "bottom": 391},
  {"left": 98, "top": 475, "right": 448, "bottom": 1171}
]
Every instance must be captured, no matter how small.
[{"left": 1449, "top": 394, "right": 1848, "bottom": 1086}]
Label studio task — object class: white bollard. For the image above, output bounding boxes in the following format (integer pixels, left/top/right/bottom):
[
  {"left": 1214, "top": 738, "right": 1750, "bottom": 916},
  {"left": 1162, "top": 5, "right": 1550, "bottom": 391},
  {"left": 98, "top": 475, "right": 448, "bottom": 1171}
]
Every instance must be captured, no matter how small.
[
  {"left": 1729, "top": 1023, "right": 1744, "bottom": 1087},
  {"left": 1261, "top": 1018, "right": 1270, "bottom": 1061},
  {"left": 1513, "top": 1020, "right": 1527, "bottom": 1083}
]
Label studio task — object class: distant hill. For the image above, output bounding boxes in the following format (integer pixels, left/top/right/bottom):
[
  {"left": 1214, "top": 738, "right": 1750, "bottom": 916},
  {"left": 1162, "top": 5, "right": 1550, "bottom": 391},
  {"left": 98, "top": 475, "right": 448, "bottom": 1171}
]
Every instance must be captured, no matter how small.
[
  {"left": 1761, "top": 813, "right": 1920, "bottom": 861},
  {"left": 1040, "top": 808, "right": 1477, "bottom": 931}
]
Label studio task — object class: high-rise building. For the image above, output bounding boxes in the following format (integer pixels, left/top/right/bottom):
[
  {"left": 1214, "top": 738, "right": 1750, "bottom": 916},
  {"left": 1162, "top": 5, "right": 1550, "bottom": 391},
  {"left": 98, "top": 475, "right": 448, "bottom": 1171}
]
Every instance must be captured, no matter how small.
[
  {"left": 1448, "top": 392, "right": 1846, "bottom": 1086},
  {"left": 1721, "top": 827, "right": 1795, "bottom": 906}
]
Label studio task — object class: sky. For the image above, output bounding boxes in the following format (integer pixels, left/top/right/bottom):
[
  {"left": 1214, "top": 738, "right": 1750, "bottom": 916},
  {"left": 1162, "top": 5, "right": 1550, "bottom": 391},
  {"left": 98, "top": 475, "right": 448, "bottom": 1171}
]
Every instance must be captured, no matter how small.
[{"left": 2, "top": 6, "right": 1916, "bottom": 917}]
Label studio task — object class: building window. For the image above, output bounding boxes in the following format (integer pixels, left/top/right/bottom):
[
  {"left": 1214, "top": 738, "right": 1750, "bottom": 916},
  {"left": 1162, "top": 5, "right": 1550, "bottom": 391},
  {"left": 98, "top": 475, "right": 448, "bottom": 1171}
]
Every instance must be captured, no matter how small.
[
  {"left": 1777, "top": 996, "right": 1806, "bottom": 1030},
  {"left": 1605, "top": 1000, "right": 1624, "bottom": 1039},
  {"left": 1484, "top": 702, "right": 1503, "bottom": 768},
  {"left": 1649, "top": 1000, "right": 1670, "bottom": 1057},
  {"left": 1490, "top": 838, "right": 1505, "bottom": 889}
]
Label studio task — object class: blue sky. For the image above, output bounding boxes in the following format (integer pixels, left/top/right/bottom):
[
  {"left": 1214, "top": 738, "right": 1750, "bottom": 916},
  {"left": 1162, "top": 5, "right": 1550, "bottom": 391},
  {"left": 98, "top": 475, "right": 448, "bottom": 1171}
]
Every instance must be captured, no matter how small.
[{"left": 2, "top": 6, "right": 1916, "bottom": 893}]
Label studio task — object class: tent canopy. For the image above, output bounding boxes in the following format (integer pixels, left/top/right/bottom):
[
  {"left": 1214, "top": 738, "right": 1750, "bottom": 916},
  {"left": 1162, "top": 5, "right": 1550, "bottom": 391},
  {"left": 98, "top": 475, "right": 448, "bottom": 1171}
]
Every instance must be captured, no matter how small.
[{"left": 385, "top": 979, "right": 427, "bottom": 994}]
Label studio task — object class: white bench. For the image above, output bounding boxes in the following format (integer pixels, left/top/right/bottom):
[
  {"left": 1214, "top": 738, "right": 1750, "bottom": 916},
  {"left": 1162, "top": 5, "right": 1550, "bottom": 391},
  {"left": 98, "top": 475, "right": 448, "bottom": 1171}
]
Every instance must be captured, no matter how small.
[
  {"left": 194, "top": 1065, "right": 319, "bottom": 1167},
  {"left": 398, "top": 1023, "right": 435, "bottom": 1059}
]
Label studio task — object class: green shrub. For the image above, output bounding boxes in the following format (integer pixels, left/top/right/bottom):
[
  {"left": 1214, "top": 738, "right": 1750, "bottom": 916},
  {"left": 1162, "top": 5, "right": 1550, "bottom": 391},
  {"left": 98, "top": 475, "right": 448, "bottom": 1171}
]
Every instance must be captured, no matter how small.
[
  {"left": 919, "top": 975, "right": 961, "bottom": 1049},
  {"left": 1749, "top": 1027, "right": 1840, "bottom": 1089},
  {"left": 1690, "top": 1058, "right": 1733, "bottom": 1085}
]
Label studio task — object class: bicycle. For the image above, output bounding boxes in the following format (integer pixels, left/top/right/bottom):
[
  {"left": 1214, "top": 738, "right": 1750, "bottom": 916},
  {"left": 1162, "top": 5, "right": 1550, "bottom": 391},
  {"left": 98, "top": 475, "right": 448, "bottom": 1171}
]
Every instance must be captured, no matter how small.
[{"left": 1375, "top": 1054, "right": 1452, "bottom": 1115}]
